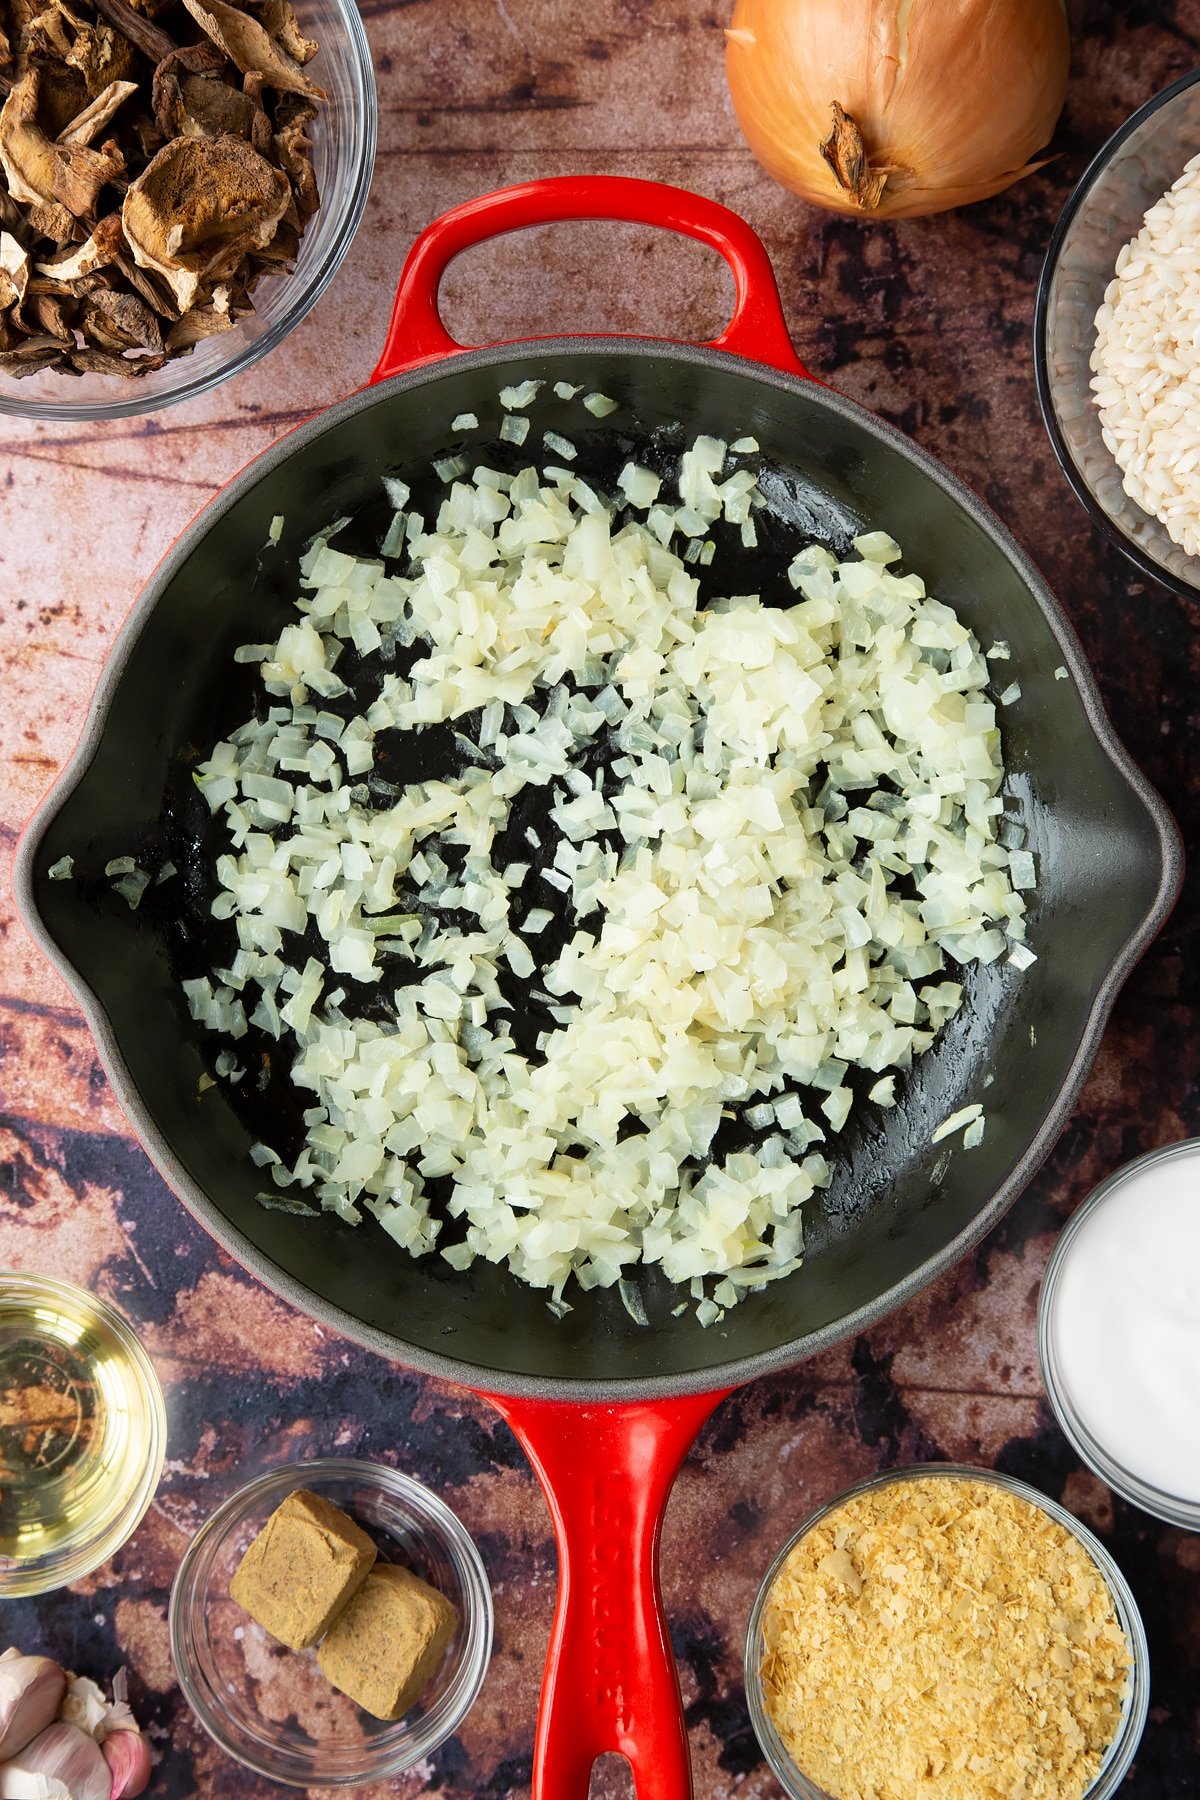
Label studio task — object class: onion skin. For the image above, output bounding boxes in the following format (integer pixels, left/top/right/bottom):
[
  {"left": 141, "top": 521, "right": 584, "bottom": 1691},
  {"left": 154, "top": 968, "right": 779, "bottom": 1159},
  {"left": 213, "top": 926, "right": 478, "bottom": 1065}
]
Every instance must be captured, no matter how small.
[{"left": 725, "top": 0, "right": 1069, "bottom": 220}]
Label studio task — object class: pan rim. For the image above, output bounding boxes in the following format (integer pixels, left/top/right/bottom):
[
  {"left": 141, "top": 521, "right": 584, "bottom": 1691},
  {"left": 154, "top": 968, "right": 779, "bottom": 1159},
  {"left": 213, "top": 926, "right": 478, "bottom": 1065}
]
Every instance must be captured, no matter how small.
[{"left": 14, "top": 337, "right": 1184, "bottom": 1401}]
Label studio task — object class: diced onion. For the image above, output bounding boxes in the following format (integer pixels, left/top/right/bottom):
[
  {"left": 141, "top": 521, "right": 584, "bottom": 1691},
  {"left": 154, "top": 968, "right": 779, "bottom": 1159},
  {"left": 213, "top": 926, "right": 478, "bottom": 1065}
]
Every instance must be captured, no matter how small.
[
  {"left": 500, "top": 380, "right": 542, "bottom": 409},
  {"left": 931, "top": 1103, "right": 984, "bottom": 1144},
  {"left": 181, "top": 414, "right": 1034, "bottom": 1319}
]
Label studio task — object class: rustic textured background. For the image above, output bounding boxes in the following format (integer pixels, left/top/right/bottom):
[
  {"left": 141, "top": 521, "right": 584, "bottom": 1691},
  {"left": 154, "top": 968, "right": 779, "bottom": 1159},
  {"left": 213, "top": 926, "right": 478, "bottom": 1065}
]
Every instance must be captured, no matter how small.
[{"left": 3, "top": 0, "right": 1200, "bottom": 1794}]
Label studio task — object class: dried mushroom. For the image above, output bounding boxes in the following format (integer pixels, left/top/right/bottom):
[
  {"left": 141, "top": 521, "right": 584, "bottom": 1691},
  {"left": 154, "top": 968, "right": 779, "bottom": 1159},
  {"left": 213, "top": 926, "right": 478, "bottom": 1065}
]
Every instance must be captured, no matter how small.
[
  {"left": 0, "top": 229, "right": 31, "bottom": 306},
  {"left": 180, "top": 0, "right": 322, "bottom": 96},
  {"left": 164, "top": 294, "right": 229, "bottom": 347},
  {"left": 58, "top": 77, "right": 138, "bottom": 143},
  {"left": 80, "top": 282, "right": 161, "bottom": 348},
  {"left": 0, "top": 69, "right": 123, "bottom": 214},
  {"left": 62, "top": 9, "right": 138, "bottom": 100},
  {"left": 26, "top": 198, "right": 75, "bottom": 242},
  {"left": 152, "top": 42, "right": 248, "bottom": 138},
  {"left": 272, "top": 90, "right": 315, "bottom": 216},
  {"left": 69, "top": 340, "right": 165, "bottom": 372},
  {"left": 0, "top": 337, "right": 62, "bottom": 371},
  {"left": 0, "top": 0, "right": 325, "bottom": 380},
  {"left": 34, "top": 207, "right": 120, "bottom": 275},
  {"left": 123, "top": 132, "right": 288, "bottom": 310},
  {"left": 253, "top": 0, "right": 316, "bottom": 67},
  {"left": 90, "top": 0, "right": 174, "bottom": 66},
  {"left": 177, "top": 71, "right": 260, "bottom": 138},
  {"left": 28, "top": 281, "right": 73, "bottom": 335}
]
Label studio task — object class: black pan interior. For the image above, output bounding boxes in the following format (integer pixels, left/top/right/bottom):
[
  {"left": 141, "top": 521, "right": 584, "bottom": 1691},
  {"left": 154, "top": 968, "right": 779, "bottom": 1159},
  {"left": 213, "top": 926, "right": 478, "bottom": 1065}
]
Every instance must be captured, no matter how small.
[{"left": 23, "top": 344, "right": 1176, "bottom": 1394}]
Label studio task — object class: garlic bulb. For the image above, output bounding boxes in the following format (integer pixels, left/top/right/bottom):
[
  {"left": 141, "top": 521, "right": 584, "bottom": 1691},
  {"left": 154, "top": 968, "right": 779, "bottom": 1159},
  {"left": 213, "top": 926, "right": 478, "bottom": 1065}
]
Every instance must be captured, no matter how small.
[
  {"left": 0, "top": 1657, "right": 66, "bottom": 1763},
  {"left": 0, "top": 1721, "right": 111, "bottom": 1800}
]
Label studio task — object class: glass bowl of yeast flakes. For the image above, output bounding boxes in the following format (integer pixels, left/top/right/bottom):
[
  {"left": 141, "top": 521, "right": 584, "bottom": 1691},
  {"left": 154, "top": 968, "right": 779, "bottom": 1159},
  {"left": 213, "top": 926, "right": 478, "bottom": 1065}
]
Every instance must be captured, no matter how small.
[{"left": 744, "top": 1465, "right": 1148, "bottom": 1800}]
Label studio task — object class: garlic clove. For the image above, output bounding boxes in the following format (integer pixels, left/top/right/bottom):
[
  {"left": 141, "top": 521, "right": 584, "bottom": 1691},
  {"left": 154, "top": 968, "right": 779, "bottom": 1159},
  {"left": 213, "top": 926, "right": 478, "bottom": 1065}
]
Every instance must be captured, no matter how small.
[
  {"left": 0, "top": 1721, "right": 111, "bottom": 1800},
  {"left": 0, "top": 1658, "right": 67, "bottom": 1762},
  {"left": 57, "top": 1678, "right": 108, "bottom": 1742},
  {"left": 102, "top": 1732, "right": 151, "bottom": 1799}
]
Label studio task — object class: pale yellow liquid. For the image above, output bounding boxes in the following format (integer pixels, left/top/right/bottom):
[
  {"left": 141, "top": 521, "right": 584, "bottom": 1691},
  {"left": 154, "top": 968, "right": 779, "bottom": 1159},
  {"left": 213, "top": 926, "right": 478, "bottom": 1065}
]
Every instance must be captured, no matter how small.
[{"left": 0, "top": 1288, "right": 157, "bottom": 1573}]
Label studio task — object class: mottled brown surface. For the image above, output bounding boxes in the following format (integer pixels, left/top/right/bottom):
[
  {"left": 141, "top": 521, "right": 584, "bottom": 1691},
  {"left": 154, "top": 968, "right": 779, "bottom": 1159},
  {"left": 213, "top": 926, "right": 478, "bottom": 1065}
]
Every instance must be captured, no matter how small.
[{"left": 2, "top": 1, "right": 1200, "bottom": 1795}]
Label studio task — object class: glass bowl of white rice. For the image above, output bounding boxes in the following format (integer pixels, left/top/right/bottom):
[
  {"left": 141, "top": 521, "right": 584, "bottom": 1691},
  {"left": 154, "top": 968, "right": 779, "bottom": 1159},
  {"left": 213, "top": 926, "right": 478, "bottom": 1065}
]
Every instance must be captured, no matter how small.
[{"left": 1035, "top": 66, "right": 1200, "bottom": 601}]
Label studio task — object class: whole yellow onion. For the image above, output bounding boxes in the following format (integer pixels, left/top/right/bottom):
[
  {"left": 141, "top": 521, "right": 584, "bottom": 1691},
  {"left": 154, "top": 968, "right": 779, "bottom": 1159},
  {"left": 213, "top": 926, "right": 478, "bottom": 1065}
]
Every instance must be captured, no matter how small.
[{"left": 725, "top": 0, "right": 1069, "bottom": 220}]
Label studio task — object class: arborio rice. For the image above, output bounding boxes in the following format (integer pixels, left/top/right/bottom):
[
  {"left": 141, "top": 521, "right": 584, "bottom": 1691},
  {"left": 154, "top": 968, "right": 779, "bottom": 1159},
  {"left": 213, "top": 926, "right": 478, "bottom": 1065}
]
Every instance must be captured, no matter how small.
[
  {"left": 185, "top": 426, "right": 1034, "bottom": 1321},
  {"left": 1092, "top": 152, "right": 1200, "bottom": 556}
]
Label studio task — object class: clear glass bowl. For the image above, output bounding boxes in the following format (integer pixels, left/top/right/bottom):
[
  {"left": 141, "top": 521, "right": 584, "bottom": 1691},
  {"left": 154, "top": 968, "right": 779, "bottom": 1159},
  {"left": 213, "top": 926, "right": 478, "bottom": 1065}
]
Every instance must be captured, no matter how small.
[
  {"left": 169, "top": 1458, "right": 493, "bottom": 1787},
  {"left": 0, "top": 0, "right": 376, "bottom": 423},
  {"left": 0, "top": 1271, "right": 166, "bottom": 1597},
  {"left": 1039, "top": 1137, "right": 1200, "bottom": 1531},
  {"left": 744, "top": 1464, "right": 1150, "bottom": 1800},
  {"left": 1034, "top": 67, "right": 1200, "bottom": 601}
]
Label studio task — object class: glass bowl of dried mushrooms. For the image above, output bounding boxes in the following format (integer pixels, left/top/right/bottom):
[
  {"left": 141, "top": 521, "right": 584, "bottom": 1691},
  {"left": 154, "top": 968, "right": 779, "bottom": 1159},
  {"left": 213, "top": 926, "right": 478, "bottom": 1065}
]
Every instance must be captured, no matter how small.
[{"left": 0, "top": 0, "right": 376, "bottom": 418}]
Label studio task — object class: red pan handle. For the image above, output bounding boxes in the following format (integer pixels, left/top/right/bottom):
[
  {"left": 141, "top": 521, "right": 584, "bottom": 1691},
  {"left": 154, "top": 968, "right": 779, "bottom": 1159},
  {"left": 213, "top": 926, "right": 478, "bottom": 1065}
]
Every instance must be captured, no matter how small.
[
  {"left": 371, "top": 175, "right": 809, "bottom": 383},
  {"left": 488, "top": 1388, "right": 733, "bottom": 1800}
]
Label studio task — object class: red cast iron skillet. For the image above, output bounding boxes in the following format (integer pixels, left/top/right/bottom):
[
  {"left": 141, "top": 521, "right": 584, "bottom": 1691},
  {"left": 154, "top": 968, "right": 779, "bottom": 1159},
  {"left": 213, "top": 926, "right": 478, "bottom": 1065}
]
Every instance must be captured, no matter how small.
[{"left": 15, "top": 178, "right": 1181, "bottom": 1800}]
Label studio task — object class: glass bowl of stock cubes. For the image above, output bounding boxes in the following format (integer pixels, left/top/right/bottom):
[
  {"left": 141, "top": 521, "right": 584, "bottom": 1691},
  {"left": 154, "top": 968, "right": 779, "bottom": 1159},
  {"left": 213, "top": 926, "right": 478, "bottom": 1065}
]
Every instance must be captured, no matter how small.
[{"left": 168, "top": 1457, "right": 493, "bottom": 1785}]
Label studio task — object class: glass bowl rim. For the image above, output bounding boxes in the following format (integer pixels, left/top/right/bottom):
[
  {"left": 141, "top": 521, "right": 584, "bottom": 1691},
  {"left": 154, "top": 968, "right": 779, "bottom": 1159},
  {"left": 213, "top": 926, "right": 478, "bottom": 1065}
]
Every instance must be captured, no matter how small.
[
  {"left": 1039, "top": 1135, "right": 1200, "bottom": 1531},
  {"left": 0, "top": 1269, "right": 167, "bottom": 1597},
  {"left": 743, "top": 1460, "right": 1150, "bottom": 1800},
  {"left": 0, "top": 0, "right": 377, "bottom": 425},
  {"left": 168, "top": 1454, "right": 494, "bottom": 1788},
  {"left": 1032, "top": 62, "right": 1200, "bottom": 605}
]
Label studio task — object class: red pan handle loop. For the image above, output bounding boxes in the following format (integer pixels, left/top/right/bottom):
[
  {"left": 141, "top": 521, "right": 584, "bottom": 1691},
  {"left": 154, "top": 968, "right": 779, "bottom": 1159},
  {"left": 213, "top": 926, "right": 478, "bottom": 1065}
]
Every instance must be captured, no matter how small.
[
  {"left": 489, "top": 1389, "right": 732, "bottom": 1800},
  {"left": 371, "top": 176, "right": 809, "bottom": 383}
]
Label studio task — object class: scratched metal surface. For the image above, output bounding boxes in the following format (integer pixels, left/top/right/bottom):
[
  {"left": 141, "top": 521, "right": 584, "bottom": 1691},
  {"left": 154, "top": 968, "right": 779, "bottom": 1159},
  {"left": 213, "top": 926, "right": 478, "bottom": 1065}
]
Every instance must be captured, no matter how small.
[{"left": 2, "top": 1, "right": 1200, "bottom": 1794}]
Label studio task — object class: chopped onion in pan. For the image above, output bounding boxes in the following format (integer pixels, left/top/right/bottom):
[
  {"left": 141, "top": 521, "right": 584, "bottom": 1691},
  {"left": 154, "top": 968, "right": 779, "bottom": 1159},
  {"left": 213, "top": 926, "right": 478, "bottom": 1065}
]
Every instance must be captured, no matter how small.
[{"left": 183, "top": 429, "right": 1035, "bottom": 1319}]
